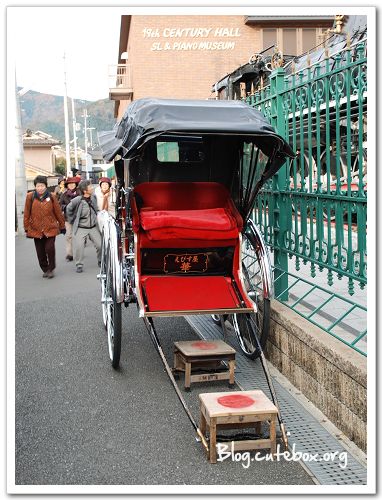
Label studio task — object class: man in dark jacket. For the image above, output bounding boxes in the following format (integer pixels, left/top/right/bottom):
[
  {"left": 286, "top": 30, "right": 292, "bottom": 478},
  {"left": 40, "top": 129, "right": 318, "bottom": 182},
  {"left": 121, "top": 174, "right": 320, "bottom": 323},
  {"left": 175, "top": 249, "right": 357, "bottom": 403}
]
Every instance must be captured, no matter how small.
[{"left": 66, "top": 180, "right": 101, "bottom": 273}]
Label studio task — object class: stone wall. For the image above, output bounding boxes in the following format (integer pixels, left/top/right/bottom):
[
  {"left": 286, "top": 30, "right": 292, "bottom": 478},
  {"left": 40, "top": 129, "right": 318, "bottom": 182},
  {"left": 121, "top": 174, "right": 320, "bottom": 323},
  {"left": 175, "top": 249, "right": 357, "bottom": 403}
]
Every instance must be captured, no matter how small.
[{"left": 266, "top": 301, "right": 367, "bottom": 451}]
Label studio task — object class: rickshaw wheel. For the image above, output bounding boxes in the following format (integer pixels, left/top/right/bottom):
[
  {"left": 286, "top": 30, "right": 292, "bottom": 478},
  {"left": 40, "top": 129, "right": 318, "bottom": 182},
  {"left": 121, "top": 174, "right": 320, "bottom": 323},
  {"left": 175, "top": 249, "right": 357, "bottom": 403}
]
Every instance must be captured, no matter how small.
[
  {"left": 104, "top": 245, "right": 122, "bottom": 369},
  {"left": 231, "top": 229, "right": 271, "bottom": 359},
  {"left": 100, "top": 236, "right": 108, "bottom": 329},
  {"left": 100, "top": 214, "right": 123, "bottom": 370}
]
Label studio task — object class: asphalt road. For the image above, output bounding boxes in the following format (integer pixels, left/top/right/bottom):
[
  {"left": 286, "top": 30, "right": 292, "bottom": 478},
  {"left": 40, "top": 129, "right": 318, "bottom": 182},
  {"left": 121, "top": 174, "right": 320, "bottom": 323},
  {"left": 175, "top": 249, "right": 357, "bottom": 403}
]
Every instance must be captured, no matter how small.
[{"left": 15, "top": 234, "right": 313, "bottom": 487}]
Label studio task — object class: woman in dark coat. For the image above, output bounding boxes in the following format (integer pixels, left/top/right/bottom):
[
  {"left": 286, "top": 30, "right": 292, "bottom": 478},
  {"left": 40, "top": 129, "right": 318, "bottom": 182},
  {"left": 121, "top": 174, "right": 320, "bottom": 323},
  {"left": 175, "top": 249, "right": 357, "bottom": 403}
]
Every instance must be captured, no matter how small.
[
  {"left": 23, "top": 175, "right": 66, "bottom": 278},
  {"left": 60, "top": 176, "right": 81, "bottom": 261}
]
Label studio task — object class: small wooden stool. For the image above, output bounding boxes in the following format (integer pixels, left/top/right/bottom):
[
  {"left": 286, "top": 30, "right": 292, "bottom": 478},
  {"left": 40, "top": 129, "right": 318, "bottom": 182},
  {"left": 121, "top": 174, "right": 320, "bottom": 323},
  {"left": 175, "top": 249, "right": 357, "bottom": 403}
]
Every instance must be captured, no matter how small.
[
  {"left": 199, "top": 390, "right": 278, "bottom": 463},
  {"left": 173, "top": 340, "right": 235, "bottom": 390}
]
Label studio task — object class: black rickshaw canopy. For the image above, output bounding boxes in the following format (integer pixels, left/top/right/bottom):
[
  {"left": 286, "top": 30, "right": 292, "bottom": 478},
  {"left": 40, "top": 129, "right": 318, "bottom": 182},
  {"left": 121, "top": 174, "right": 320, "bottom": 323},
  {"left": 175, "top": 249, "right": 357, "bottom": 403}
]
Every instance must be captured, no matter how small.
[
  {"left": 99, "top": 97, "right": 294, "bottom": 161},
  {"left": 99, "top": 98, "right": 295, "bottom": 221}
]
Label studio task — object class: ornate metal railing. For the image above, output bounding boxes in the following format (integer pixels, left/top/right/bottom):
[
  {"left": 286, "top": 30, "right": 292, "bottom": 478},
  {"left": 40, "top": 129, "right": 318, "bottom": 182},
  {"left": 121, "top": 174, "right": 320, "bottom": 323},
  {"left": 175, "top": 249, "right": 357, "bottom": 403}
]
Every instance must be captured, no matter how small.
[{"left": 246, "top": 39, "right": 367, "bottom": 355}]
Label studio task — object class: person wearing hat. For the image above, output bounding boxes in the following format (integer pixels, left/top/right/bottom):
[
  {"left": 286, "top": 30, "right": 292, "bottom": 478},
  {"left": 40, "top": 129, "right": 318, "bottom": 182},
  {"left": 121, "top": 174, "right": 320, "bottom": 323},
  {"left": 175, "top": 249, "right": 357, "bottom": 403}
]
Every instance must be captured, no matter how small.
[
  {"left": 23, "top": 175, "right": 66, "bottom": 278},
  {"left": 53, "top": 176, "right": 66, "bottom": 203},
  {"left": 60, "top": 177, "right": 81, "bottom": 261},
  {"left": 94, "top": 176, "right": 116, "bottom": 231}
]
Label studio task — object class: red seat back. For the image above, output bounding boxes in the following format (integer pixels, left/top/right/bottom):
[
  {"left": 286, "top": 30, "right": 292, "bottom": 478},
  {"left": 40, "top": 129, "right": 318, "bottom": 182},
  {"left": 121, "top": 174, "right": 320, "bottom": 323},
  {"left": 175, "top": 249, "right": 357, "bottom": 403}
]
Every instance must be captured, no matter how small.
[{"left": 134, "top": 182, "right": 232, "bottom": 211}]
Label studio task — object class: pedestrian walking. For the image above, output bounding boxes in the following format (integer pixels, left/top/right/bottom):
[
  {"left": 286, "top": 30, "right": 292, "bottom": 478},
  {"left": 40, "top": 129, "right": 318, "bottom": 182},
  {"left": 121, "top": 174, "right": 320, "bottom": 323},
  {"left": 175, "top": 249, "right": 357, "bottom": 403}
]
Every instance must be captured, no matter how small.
[
  {"left": 66, "top": 180, "right": 101, "bottom": 273},
  {"left": 53, "top": 176, "right": 66, "bottom": 203},
  {"left": 23, "top": 175, "right": 66, "bottom": 279},
  {"left": 60, "top": 177, "right": 80, "bottom": 261},
  {"left": 94, "top": 176, "right": 116, "bottom": 231}
]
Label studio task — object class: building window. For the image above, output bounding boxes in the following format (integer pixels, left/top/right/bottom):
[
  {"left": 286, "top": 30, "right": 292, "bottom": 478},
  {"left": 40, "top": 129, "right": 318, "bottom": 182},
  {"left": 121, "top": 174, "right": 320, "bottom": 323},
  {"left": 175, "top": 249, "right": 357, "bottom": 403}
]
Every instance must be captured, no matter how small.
[
  {"left": 283, "top": 29, "right": 297, "bottom": 55},
  {"left": 302, "top": 28, "right": 317, "bottom": 53},
  {"left": 261, "top": 27, "right": 319, "bottom": 56},
  {"left": 263, "top": 28, "right": 277, "bottom": 50}
]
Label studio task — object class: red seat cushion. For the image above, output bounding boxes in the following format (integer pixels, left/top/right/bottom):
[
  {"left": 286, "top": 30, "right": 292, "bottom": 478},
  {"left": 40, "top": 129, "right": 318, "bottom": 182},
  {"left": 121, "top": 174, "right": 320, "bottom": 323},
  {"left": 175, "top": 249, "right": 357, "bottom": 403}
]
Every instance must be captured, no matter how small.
[
  {"left": 132, "top": 182, "right": 243, "bottom": 246},
  {"left": 140, "top": 208, "right": 236, "bottom": 231},
  {"left": 140, "top": 207, "right": 239, "bottom": 241}
]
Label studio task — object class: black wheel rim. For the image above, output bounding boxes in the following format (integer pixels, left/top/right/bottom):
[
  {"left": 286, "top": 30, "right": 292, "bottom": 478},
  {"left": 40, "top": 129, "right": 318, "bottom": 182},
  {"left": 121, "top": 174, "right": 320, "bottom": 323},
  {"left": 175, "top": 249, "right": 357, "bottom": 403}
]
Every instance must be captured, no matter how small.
[
  {"left": 106, "top": 260, "right": 117, "bottom": 363},
  {"left": 100, "top": 242, "right": 107, "bottom": 328},
  {"left": 231, "top": 232, "right": 268, "bottom": 358}
]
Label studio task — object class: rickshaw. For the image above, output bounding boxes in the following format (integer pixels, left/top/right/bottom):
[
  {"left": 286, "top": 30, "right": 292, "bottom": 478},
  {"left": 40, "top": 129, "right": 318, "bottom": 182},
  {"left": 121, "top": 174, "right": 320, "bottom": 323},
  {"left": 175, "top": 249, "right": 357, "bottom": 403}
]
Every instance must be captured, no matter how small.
[{"left": 98, "top": 97, "right": 294, "bottom": 449}]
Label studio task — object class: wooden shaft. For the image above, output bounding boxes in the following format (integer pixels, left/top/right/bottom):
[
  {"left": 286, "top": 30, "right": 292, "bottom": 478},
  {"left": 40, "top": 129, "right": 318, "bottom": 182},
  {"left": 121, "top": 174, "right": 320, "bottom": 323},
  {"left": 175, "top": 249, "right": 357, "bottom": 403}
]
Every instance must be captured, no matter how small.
[
  {"left": 280, "top": 422, "right": 289, "bottom": 451},
  {"left": 196, "top": 427, "right": 209, "bottom": 453}
]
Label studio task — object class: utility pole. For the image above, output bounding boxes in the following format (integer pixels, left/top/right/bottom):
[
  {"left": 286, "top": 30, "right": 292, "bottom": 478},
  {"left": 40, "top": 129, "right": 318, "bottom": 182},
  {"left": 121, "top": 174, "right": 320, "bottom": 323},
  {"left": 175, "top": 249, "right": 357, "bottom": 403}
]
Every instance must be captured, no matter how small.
[
  {"left": 82, "top": 109, "right": 89, "bottom": 180},
  {"left": 15, "top": 73, "right": 28, "bottom": 234},
  {"left": 71, "top": 97, "right": 79, "bottom": 171},
  {"left": 63, "top": 53, "right": 71, "bottom": 177},
  {"left": 87, "top": 127, "right": 96, "bottom": 148}
]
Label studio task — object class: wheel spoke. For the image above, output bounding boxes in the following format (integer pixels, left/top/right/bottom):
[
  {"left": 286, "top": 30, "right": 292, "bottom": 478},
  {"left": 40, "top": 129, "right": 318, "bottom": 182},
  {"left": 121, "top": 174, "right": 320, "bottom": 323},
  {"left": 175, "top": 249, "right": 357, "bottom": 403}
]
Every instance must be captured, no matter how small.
[{"left": 231, "top": 229, "right": 271, "bottom": 359}]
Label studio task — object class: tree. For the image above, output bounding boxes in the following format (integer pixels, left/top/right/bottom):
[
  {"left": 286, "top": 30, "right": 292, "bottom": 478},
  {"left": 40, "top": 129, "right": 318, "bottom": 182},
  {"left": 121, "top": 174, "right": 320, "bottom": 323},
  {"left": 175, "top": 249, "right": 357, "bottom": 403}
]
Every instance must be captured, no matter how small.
[{"left": 55, "top": 157, "right": 66, "bottom": 176}]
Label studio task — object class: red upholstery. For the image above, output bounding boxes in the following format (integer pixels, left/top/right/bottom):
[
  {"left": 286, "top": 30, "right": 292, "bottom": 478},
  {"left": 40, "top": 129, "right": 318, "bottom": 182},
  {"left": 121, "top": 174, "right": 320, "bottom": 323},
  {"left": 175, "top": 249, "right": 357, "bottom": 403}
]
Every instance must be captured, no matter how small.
[
  {"left": 137, "top": 232, "right": 237, "bottom": 249},
  {"left": 141, "top": 276, "right": 242, "bottom": 312},
  {"left": 140, "top": 208, "right": 236, "bottom": 231},
  {"left": 133, "top": 182, "right": 243, "bottom": 245},
  {"left": 140, "top": 207, "right": 239, "bottom": 241},
  {"left": 134, "top": 182, "right": 238, "bottom": 211},
  {"left": 145, "top": 227, "right": 239, "bottom": 241},
  {"left": 132, "top": 182, "right": 255, "bottom": 314}
]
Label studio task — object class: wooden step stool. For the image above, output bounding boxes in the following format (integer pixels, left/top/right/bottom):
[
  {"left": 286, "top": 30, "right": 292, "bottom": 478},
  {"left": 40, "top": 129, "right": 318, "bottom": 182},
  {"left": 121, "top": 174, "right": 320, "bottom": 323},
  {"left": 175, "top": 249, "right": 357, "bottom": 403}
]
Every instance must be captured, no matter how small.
[
  {"left": 199, "top": 390, "right": 278, "bottom": 463},
  {"left": 173, "top": 340, "right": 235, "bottom": 390}
]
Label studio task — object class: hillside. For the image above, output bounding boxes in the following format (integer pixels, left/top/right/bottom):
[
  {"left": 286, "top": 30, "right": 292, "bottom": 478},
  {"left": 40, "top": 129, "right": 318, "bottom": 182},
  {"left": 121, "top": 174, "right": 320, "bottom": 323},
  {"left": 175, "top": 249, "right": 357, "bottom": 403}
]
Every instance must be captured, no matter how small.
[{"left": 19, "top": 89, "right": 116, "bottom": 148}]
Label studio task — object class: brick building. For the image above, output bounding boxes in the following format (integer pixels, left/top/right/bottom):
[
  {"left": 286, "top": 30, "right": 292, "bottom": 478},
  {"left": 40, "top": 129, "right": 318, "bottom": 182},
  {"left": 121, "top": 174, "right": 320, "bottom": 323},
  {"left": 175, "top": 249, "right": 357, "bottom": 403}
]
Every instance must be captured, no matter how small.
[{"left": 111, "top": 15, "right": 333, "bottom": 119}]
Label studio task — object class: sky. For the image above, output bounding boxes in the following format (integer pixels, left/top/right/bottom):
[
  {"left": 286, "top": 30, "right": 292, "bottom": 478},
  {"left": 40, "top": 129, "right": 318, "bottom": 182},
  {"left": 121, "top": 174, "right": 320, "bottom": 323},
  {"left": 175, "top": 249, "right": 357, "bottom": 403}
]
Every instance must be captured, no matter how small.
[
  {"left": 8, "top": 7, "right": 124, "bottom": 101},
  {"left": 7, "top": 2, "right": 377, "bottom": 103}
]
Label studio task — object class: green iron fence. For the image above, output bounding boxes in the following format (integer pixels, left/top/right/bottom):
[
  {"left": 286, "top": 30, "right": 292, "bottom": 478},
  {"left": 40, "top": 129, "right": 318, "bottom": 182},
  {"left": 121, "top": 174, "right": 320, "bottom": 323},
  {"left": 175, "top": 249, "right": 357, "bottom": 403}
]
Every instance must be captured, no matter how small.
[{"left": 246, "top": 39, "right": 367, "bottom": 355}]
